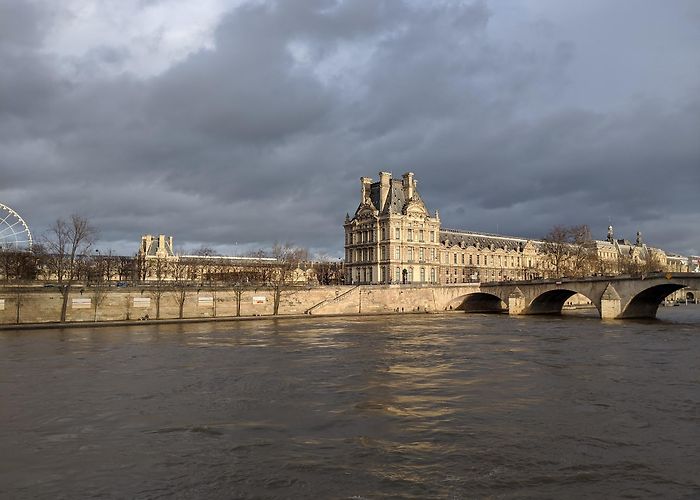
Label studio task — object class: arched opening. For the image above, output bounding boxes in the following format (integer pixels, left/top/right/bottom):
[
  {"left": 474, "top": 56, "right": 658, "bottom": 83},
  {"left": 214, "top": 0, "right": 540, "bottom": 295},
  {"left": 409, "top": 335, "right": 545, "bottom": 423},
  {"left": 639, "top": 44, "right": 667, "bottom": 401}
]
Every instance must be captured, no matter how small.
[
  {"left": 528, "top": 289, "right": 597, "bottom": 316},
  {"left": 686, "top": 291, "right": 695, "bottom": 302},
  {"left": 449, "top": 293, "right": 507, "bottom": 313},
  {"left": 622, "top": 284, "right": 686, "bottom": 319}
]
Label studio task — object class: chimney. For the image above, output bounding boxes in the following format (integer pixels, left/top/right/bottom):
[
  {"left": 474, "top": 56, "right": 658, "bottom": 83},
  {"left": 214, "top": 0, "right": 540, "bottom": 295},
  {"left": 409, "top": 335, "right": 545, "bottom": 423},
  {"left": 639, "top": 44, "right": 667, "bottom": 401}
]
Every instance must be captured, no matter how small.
[
  {"left": 402, "top": 172, "right": 414, "bottom": 200},
  {"left": 360, "top": 176, "right": 372, "bottom": 202},
  {"left": 379, "top": 171, "right": 391, "bottom": 211},
  {"left": 168, "top": 236, "right": 174, "bottom": 254},
  {"left": 142, "top": 234, "right": 152, "bottom": 254},
  {"left": 158, "top": 235, "right": 166, "bottom": 256}
]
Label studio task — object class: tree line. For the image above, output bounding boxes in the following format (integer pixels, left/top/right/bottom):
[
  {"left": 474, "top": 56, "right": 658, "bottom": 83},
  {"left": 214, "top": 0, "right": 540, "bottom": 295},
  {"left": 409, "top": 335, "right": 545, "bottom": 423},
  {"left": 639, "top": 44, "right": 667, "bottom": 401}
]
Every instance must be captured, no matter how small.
[
  {"left": 540, "top": 224, "right": 667, "bottom": 279},
  {"left": 0, "top": 215, "right": 346, "bottom": 322}
]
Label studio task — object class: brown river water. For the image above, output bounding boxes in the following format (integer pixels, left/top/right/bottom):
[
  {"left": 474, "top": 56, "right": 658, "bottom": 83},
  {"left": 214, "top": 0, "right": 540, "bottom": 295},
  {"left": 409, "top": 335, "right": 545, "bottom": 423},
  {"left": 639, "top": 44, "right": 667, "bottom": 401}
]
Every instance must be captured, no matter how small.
[{"left": 1, "top": 306, "right": 699, "bottom": 499}]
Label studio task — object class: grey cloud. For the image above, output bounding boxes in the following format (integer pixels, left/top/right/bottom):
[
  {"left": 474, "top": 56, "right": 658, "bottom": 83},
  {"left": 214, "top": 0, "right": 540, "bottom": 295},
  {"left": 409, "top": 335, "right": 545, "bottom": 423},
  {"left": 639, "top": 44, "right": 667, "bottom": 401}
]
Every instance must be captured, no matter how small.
[{"left": 1, "top": 0, "right": 699, "bottom": 257}]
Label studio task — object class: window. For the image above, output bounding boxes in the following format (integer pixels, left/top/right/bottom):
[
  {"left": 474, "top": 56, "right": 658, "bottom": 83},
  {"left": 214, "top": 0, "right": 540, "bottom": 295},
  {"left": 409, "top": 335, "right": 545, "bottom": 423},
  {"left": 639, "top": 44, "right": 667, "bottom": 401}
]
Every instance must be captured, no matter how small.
[
  {"left": 430, "top": 231, "right": 435, "bottom": 242},
  {"left": 408, "top": 247, "right": 413, "bottom": 261},
  {"left": 408, "top": 267, "right": 414, "bottom": 282},
  {"left": 395, "top": 267, "right": 400, "bottom": 281},
  {"left": 420, "top": 267, "right": 425, "bottom": 282},
  {"left": 419, "top": 230, "right": 424, "bottom": 242},
  {"left": 431, "top": 248, "right": 436, "bottom": 261},
  {"left": 419, "top": 247, "right": 424, "bottom": 261},
  {"left": 453, "top": 253, "right": 457, "bottom": 264},
  {"left": 430, "top": 268, "right": 436, "bottom": 283},
  {"left": 469, "top": 254, "right": 473, "bottom": 265},
  {"left": 381, "top": 246, "right": 386, "bottom": 260},
  {"left": 395, "top": 228, "right": 400, "bottom": 240},
  {"left": 477, "top": 255, "right": 480, "bottom": 265},
  {"left": 407, "top": 229, "right": 413, "bottom": 241},
  {"left": 462, "top": 254, "right": 465, "bottom": 265},
  {"left": 395, "top": 247, "right": 400, "bottom": 260},
  {"left": 381, "top": 227, "right": 386, "bottom": 240}
]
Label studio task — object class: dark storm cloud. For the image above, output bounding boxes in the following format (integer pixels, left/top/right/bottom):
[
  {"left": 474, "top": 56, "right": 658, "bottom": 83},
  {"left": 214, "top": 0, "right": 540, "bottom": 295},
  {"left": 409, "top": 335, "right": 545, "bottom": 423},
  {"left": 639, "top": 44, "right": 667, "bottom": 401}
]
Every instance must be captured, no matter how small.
[{"left": 1, "top": 0, "right": 699, "bottom": 256}]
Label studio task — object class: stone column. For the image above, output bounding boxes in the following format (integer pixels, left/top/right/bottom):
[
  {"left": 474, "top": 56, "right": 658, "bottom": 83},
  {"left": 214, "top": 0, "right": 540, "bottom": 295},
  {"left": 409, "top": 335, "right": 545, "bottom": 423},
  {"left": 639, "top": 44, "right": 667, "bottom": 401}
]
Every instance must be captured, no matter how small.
[
  {"left": 600, "top": 283, "right": 621, "bottom": 319},
  {"left": 508, "top": 287, "right": 526, "bottom": 315}
]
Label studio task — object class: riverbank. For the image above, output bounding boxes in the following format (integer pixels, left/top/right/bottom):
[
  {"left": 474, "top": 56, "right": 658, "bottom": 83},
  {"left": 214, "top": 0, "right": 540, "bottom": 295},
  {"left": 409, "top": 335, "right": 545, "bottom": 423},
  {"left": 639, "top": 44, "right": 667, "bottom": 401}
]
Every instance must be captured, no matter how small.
[
  {"left": 0, "top": 309, "right": 456, "bottom": 331},
  {"left": 0, "top": 284, "right": 478, "bottom": 327}
]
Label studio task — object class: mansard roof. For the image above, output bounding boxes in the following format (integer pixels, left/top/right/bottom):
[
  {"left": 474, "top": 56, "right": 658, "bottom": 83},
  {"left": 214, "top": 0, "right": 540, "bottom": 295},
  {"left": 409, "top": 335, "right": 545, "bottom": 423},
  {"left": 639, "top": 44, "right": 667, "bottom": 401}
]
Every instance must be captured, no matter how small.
[
  {"left": 440, "top": 229, "right": 540, "bottom": 251},
  {"left": 363, "top": 178, "right": 428, "bottom": 216}
]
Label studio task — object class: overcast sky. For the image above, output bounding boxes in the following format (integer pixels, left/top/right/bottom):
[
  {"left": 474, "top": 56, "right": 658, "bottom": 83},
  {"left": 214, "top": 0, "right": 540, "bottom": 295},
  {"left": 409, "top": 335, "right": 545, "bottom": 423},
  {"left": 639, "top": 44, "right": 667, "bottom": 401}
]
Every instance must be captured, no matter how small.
[{"left": 2, "top": 0, "right": 699, "bottom": 257}]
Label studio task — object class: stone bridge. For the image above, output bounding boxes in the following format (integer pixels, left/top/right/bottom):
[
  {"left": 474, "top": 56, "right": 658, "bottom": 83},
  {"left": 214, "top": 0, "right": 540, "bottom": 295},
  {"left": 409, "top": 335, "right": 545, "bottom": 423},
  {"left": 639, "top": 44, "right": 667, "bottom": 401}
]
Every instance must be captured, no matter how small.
[{"left": 445, "top": 273, "right": 700, "bottom": 319}]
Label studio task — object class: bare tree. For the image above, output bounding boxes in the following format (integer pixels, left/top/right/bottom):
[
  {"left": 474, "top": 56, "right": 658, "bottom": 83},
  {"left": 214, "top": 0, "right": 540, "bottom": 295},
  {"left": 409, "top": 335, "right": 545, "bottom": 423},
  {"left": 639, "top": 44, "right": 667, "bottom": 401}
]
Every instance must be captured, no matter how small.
[
  {"left": 42, "top": 215, "right": 97, "bottom": 322},
  {"left": 541, "top": 224, "right": 596, "bottom": 278},
  {"left": 189, "top": 246, "right": 218, "bottom": 257},
  {"left": 313, "top": 258, "right": 345, "bottom": 285},
  {"left": 567, "top": 225, "right": 598, "bottom": 277},
  {"left": 170, "top": 257, "right": 193, "bottom": 319},
  {"left": 0, "top": 249, "right": 39, "bottom": 282},
  {"left": 147, "top": 256, "right": 171, "bottom": 319},
  {"left": 540, "top": 226, "right": 569, "bottom": 278},
  {"left": 88, "top": 251, "right": 110, "bottom": 321},
  {"left": 269, "top": 243, "right": 309, "bottom": 315}
]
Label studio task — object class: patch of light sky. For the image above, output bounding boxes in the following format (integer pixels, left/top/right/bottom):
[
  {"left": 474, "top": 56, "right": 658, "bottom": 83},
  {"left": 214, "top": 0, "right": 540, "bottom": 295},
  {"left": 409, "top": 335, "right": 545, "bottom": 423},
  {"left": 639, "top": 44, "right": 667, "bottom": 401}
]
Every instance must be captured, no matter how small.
[
  {"left": 287, "top": 35, "right": 382, "bottom": 99},
  {"left": 39, "top": 0, "right": 246, "bottom": 79}
]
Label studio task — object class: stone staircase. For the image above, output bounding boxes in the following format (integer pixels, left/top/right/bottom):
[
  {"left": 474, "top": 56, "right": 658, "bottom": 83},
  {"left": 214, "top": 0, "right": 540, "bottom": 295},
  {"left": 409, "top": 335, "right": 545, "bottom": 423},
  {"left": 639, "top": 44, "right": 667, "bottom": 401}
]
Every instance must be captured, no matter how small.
[{"left": 306, "top": 286, "right": 360, "bottom": 315}]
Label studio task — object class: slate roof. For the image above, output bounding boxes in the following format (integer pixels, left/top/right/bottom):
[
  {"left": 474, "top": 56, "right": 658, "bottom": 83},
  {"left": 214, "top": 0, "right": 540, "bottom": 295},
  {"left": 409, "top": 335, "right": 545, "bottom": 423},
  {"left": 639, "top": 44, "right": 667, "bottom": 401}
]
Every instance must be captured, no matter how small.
[
  {"left": 440, "top": 229, "right": 541, "bottom": 251},
  {"left": 363, "top": 178, "right": 428, "bottom": 216}
]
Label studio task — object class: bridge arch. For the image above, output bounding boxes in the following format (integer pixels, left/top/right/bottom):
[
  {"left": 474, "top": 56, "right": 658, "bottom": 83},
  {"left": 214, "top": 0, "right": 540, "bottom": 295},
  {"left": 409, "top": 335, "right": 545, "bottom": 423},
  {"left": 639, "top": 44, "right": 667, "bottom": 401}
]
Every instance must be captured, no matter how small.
[
  {"left": 621, "top": 283, "right": 687, "bottom": 319},
  {"left": 447, "top": 292, "right": 507, "bottom": 313},
  {"left": 528, "top": 288, "right": 599, "bottom": 316}
]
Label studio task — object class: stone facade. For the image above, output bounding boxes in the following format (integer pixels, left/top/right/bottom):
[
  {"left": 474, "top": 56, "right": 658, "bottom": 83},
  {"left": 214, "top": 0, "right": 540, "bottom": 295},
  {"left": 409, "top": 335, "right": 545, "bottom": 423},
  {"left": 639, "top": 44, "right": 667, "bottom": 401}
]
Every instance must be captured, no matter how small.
[
  {"left": 345, "top": 171, "right": 690, "bottom": 285},
  {"left": 344, "top": 172, "right": 441, "bottom": 285}
]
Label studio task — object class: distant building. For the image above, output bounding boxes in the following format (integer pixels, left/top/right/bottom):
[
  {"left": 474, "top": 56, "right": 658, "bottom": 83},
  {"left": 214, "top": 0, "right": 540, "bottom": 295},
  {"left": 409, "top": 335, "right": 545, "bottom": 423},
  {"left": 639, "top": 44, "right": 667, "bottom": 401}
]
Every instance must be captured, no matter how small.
[
  {"left": 140, "top": 234, "right": 175, "bottom": 259},
  {"left": 344, "top": 172, "right": 690, "bottom": 284},
  {"left": 136, "top": 234, "right": 321, "bottom": 284}
]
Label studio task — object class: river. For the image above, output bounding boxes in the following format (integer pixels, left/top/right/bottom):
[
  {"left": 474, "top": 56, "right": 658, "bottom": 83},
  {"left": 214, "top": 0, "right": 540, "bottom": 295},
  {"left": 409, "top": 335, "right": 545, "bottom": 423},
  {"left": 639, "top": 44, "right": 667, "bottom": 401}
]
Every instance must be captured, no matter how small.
[{"left": 1, "top": 306, "right": 699, "bottom": 499}]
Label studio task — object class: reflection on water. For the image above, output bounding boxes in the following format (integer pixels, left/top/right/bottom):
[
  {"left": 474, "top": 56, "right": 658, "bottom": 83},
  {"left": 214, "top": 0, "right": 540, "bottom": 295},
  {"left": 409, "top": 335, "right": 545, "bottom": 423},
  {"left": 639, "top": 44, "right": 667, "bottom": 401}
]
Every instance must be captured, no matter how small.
[{"left": 1, "top": 306, "right": 700, "bottom": 499}]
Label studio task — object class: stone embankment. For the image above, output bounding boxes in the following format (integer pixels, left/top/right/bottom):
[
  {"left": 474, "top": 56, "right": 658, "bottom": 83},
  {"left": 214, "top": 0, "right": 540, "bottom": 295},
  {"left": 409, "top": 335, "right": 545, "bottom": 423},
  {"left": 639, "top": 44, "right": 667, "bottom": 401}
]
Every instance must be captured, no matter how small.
[{"left": 0, "top": 283, "right": 480, "bottom": 328}]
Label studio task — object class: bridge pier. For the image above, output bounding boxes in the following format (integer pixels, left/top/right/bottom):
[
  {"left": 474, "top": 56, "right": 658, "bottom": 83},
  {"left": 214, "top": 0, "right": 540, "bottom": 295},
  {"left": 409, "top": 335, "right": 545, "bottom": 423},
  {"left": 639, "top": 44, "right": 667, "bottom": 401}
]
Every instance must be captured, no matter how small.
[
  {"left": 508, "top": 287, "right": 526, "bottom": 315},
  {"left": 600, "top": 283, "right": 621, "bottom": 319}
]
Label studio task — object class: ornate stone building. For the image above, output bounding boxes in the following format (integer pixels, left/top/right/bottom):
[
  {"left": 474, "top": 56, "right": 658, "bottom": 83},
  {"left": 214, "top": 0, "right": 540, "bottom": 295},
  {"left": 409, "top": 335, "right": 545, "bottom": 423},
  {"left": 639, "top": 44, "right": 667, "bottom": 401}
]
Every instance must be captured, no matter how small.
[
  {"left": 344, "top": 171, "right": 690, "bottom": 285},
  {"left": 344, "top": 172, "right": 441, "bottom": 285}
]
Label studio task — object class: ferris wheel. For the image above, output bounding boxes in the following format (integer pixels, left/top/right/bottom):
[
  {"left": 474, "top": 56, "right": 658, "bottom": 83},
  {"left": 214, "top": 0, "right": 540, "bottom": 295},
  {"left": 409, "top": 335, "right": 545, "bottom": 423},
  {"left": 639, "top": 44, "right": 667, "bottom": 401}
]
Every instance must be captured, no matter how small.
[{"left": 0, "top": 203, "right": 33, "bottom": 252}]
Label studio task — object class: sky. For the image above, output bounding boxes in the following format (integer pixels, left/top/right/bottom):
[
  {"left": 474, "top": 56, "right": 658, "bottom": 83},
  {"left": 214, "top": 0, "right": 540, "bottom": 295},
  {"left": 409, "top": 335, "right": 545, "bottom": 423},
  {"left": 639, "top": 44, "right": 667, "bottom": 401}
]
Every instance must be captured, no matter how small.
[{"left": 1, "top": 0, "right": 699, "bottom": 258}]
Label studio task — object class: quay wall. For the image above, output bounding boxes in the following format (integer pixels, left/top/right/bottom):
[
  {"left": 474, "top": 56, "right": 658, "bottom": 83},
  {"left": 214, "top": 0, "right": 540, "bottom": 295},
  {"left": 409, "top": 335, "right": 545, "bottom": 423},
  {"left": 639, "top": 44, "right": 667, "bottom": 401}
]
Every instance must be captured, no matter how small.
[{"left": 0, "top": 284, "right": 480, "bottom": 326}]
